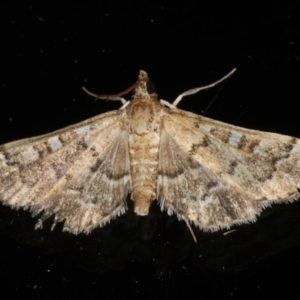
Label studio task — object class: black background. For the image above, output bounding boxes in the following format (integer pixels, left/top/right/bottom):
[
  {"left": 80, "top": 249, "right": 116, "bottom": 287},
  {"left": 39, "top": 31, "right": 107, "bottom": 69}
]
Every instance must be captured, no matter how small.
[{"left": 1, "top": 2, "right": 300, "bottom": 299}]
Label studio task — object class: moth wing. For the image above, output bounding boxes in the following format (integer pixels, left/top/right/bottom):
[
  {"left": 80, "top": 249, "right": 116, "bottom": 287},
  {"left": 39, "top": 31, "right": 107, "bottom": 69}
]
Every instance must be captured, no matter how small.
[
  {"left": 0, "top": 110, "right": 131, "bottom": 233},
  {"left": 158, "top": 108, "right": 300, "bottom": 231}
]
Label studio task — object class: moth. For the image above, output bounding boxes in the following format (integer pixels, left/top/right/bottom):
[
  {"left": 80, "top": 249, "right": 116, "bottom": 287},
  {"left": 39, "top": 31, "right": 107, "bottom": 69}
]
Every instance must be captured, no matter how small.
[{"left": 1, "top": 69, "right": 300, "bottom": 242}]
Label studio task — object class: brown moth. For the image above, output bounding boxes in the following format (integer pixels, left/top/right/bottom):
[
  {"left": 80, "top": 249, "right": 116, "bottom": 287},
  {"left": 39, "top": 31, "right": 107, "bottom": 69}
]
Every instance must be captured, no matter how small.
[{"left": 1, "top": 69, "right": 300, "bottom": 242}]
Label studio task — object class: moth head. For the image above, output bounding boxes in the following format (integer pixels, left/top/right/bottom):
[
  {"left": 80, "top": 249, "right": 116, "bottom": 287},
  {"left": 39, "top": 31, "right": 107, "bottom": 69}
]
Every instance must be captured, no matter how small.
[
  {"left": 138, "top": 70, "right": 149, "bottom": 81},
  {"left": 134, "top": 70, "right": 156, "bottom": 99}
]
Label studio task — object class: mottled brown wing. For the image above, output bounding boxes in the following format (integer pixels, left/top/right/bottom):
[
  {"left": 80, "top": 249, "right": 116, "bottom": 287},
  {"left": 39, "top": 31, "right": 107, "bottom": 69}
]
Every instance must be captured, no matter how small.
[
  {"left": 0, "top": 110, "right": 131, "bottom": 233},
  {"left": 157, "top": 108, "right": 300, "bottom": 231}
]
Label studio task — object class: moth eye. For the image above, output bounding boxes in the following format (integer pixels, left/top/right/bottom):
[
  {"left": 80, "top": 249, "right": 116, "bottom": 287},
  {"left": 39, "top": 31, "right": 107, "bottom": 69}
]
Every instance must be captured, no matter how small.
[{"left": 147, "top": 81, "right": 156, "bottom": 94}]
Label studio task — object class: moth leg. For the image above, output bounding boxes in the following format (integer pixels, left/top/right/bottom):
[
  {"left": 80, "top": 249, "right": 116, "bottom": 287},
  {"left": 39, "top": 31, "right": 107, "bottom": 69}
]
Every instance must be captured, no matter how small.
[
  {"left": 184, "top": 219, "right": 197, "bottom": 242},
  {"left": 160, "top": 99, "right": 177, "bottom": 108},
  {"left": 119, "top": 101, "right": 131, "bottom": 110},
  {"left": 172, "top": 68, "right": 236, "bottom": 107}
]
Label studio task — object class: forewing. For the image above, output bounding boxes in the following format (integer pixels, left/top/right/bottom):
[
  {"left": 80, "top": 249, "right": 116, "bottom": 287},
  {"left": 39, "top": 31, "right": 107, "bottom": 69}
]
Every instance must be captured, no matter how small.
[
  {"left": 0, "top": 110, "right": 131, "bottom": 233},
  {"left": 158, "top": 108, "right": 300, "bottom": 231}
]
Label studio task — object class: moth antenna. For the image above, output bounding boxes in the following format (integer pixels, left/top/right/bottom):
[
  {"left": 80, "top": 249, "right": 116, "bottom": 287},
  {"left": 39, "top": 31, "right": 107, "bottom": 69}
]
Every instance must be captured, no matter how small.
[
  {"left": 115, "top": 82, "right": 138, "bottom": 97},
  {"left": 172, "top": 68, "right": 236, "bottom": 107},
  {"left": 82, "top": 86, "right": 128, "bottom": 105}
]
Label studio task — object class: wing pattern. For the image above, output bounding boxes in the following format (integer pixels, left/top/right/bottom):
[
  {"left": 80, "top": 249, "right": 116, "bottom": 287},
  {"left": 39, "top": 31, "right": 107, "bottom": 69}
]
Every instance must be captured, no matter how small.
[
  {"left": 0, "top": 110, "right": 131, "bottom": 233},
  {"left": 158, "top": 108, "right": 300, "bottom": 231}
]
